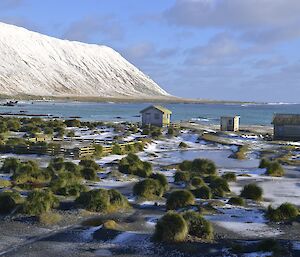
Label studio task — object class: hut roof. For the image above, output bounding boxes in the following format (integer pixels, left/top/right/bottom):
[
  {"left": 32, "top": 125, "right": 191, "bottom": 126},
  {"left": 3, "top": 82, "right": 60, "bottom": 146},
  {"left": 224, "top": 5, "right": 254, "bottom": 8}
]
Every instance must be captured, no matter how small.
[
  {"left": 140, "top": 105, "right": 172, "bottom": 114},
  {"left": 272, "top": 114, "right": 300, "bottom": 125}
]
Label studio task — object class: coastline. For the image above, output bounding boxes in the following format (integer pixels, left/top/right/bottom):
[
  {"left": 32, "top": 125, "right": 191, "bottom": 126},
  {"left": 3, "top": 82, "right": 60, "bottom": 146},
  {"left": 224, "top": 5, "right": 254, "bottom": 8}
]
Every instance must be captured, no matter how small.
[{"left": 0, "top": 94, "right": 256, "bottom": 105}]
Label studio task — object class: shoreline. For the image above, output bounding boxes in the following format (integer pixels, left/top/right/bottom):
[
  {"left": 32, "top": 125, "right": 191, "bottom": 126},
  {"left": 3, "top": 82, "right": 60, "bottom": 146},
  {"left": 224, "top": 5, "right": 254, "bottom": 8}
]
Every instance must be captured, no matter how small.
[{"left": 0, "top": 94, "right": 258, "bottom": 105}]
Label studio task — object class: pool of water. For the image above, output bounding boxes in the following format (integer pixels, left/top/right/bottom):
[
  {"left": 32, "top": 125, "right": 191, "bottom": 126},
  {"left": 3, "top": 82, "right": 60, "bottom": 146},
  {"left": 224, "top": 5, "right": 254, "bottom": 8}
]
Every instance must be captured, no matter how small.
[{"left": 155, "top": 149, "right": 259, "bottom": 169}]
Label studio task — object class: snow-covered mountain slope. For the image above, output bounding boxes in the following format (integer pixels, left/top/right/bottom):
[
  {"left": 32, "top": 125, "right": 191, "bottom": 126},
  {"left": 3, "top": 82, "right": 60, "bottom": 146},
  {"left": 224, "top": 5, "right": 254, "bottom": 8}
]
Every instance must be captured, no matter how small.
[{"left": 0, "top": 22, "right": 170, "bottom": 98}]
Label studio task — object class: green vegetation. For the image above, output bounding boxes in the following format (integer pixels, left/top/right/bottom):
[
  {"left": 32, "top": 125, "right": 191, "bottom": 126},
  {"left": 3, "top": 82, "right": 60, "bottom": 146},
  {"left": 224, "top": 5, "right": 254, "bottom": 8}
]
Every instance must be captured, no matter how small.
[
  {"left": 182, "top": 211, "right": 213, "bottom": 240},
  {"left": 50, "top": 171, "right": 87, "bottom": 197},
  {"left": 240, "top": 183, "right": 263, "bottom": 201},
  {"left": 153, "top": 212, "right": 188, "bottom": 243},
  {"left": 133, "top": 179, "right": 164, "bottom": 199},
  {"left": 209, "top": 176, "right": 230, "bottom": 197},
  {"left": 222, "top": 172, "right": 237, "bottom": 182},
  {"left": 167, "top": 127, "right": 179, "bottom": 137},
  {"left": 150, "top": 173, "right": 169, "bottom": 192},
  {"left": 179, "top": 142, "right": 188, "bottom": 149},
  {"left": 174, "top": 171, "right": 190, "bottom": 183},
  {"left": 228, "top": 196, "right": 245, "bottom": 206},
  {"left": 38, "top": 211, "right": 62, "bottom": 226},
  {"left": 166, "top": 190, "right": 195, "bottom": 210},
  {"left": 23, "top": 190, "right": 59, "bottom": 216},
  {"left": 259, "top": 158, "right": 270, "bottom": 169},
  {"left": 259, "top": 159, "right": 285, "bottom": 177},
  {"left": 257, "top": 239, "right": 287, "bottom": 256},
  {"left": 76, "top": 189, "right": 129, "bottom": 213},
  {"left": 93, "top": 144, "right": 104, "bottom": 157},
  {"left": 48, "top": 158, "right": 79, "bottom": 174},
  {"left": 81, "top": 167, "right": 99, "bottom": 181},
  {"left": 79, "top": 159, "right": 100, "bottom": 170},
  {"left": 0, "top": 157, "right": 21, "bottom": 173},
  {"left": 201, "top": 133, "right": 233, "bottom": 145},
  {"left": 192, "top": 186, "right": 212, "bottom": 199},
  {"left": 230, "top": 145, "right": 249, "bottom": 160},
  {"left": 0, "top": 191, "right": 23, "bottom": 214},
  {"left": 142, "top": 126, "right": 162, "bottom": 139},
  {"left": 0, "top": 179, "right": 11, "bottom": 188},
  {"left": 190, "top": 176, "right": 205, "bottom": 188},
  {"left": 67, "top": 130, "right": 75, "bottom": 137},
  {"left": 111, "top": 143, "right": 123, "bottom": 155},
  {"left": 178, "top": 158, "right": 217, "bottom": 176},
  {"left": 119, "top": 153, "right": 152, "bottom": 177},
  {"left": 11, "top": 160, "right": 51, "bottom": 185},
  {"left": 266, "top": 202, "right": 299, "bottom": 222},
  {"left": 64, "top": 119, "right": 81, "bottom": 127}
]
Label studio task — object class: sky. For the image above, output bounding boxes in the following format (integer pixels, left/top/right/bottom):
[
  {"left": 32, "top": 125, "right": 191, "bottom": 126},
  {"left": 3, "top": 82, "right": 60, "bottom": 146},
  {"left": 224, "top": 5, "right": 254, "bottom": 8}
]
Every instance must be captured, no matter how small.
[{"left": 1, "top": 0, "right": 300, "bottom": 102}]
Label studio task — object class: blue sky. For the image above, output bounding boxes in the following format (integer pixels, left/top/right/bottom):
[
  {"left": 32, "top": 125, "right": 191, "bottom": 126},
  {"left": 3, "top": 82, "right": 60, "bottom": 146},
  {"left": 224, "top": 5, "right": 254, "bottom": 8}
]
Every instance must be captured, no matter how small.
[{"left": 1, "top": 0, "right": 300, "bottom": 102}]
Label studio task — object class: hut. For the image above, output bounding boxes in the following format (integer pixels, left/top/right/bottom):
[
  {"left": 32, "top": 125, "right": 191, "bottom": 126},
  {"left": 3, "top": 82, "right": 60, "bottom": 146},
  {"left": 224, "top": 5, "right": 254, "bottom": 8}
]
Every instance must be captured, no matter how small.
[
  {"left": 272, "top": 114, "right": 300, "bottom": 141},
  {"left": 140, "top": 105, "right": 172, "bottom": 127},
  {"left": 220, "top": 116, "right": 240, "bottom": 132}
]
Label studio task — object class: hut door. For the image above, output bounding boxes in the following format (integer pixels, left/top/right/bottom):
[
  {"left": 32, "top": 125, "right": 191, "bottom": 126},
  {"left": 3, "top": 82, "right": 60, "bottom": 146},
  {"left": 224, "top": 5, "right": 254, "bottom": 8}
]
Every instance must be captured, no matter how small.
[{"left": 145, "top": 113, "right": 151, "bottom": 124}]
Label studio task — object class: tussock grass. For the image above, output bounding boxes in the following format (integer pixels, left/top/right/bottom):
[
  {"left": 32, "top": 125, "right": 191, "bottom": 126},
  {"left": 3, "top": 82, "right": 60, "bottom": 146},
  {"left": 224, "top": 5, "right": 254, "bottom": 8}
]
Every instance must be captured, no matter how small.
[{"left": 39, "top": 211, "right": 62, "bottom": 226}]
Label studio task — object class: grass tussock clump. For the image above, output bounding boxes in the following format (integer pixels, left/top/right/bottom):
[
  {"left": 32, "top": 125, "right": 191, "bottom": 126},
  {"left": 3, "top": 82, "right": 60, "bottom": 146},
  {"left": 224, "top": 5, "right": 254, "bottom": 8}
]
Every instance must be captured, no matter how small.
[
  {"left": 228, "top": 196, "right": 245, "bottom": 206},
  {"left": 257, "top": 239, "right": 286, "bottom": 256},
  {"left": 10, "top": 159, "right": 51, "bottom": 185},
  {"left": 178, "top": 142, "right": 188, "bottom": 149},
  {"left": 142, "top": 125, "right": 162, "bottom": 139},
  {"left": 259, "top": 159, "right": 285, "bottom": 177},
  {"left": 191, "top": 186, "right": 212, "bottom": 199},
  {"left": 153, "top": 212, "right": 188, "bottom": 243},
  {"left": 209, "top": 176, "right": 230, "bottom": 197},
  {"left": 38, "top": 211, "right": 62, "bottom": 226},
  {"left": 23, "top": 189, "right": 59, "bottom": 216},
  {"left": 50, "top": 171, "right": 87, "bottom": 197},
  {"left": 190, "top": 177, "right": 205, "bottom": 188},
  {"left": 0, "top": 179, "right": 11, "bottom": 188},
  {"left": 103, "top": 220, "right": 118, "bottom": 230},
  {"left": 174, "top": 171, "right": 190, "bottom": 183},
  {"left": 230, "top": 145, "right": 249, "bottom": 160},
  {"left": 222, "top": 172, "right": 237, "bottom": 182},
  {"left": 182, "top": 211, "right": 213, "bottom": 240},
  {"left": 166, "top": 190, "right": 195, "bottom": 210},
  {"left": 76, "top": 189, "right": 129, "bottom": 213},
  {"left": 0, "top": 191, "right": 23, "bottom": 214},
  {"left": 118, "top": 153, "right": 152, "bottom": 177},
  {"left": 133, "top": 178, "right": 164, "bottom": 200},
  {"left": 240, "top": 183, "right": 263, "bottom": 201},
  {"left": 179, "top": 159, "right": 217, "bottom": 176},
  {"left": 266, "top": 202, "right": 299, "bottom": 222},
  {"left": 150, "top": 173, "right": 169, "bottom": 192}
]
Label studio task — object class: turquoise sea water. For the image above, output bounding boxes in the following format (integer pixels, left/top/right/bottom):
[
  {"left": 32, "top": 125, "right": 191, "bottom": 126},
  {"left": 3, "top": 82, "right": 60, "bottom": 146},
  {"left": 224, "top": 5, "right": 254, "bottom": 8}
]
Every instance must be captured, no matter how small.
[{"left": 0, "top": 101, "right": 300, "bottom": 125}]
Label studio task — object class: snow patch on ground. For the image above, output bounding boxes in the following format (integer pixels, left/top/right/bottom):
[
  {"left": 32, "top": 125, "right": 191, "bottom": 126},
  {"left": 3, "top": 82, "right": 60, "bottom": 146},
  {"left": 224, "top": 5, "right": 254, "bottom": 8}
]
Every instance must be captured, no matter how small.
[
  {"left": 205, "top": 205, "right": 282, "bottom": 238},
  {"left": 242, "top": 252, "right": 272, "bottom": 257}
]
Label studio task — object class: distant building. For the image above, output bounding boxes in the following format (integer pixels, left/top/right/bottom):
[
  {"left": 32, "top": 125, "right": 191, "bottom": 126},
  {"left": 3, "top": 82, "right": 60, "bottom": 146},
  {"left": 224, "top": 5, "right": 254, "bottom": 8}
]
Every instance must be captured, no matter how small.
[
  {"left": 140, "top": 105, "right": 172, "bottom": 127},
  {"left": 220, "top": 116, "right": 240, "bottom": 132},
  {"left": 272, "top": 114, "right": 300, "bottom": 141}
]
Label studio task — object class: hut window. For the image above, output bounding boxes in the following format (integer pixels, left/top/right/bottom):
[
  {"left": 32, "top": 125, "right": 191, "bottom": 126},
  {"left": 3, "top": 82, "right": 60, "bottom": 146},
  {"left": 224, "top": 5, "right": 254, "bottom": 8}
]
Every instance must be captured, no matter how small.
[{"left": 155, "top": 113, "right": 159, "bottom": 119}]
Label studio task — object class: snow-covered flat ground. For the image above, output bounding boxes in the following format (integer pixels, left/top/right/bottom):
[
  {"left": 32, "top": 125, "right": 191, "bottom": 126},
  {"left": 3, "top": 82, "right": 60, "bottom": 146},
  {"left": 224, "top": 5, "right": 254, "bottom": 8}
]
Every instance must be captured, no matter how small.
[{"left": 205, "top": 205, "right": 283, "bottom": 238}]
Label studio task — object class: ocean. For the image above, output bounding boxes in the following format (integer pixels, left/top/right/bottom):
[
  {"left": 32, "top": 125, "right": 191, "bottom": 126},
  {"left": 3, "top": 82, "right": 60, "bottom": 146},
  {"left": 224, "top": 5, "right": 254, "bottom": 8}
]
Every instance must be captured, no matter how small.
[{"left": 1, "top": 101, "right": 300, "bottom": 126}]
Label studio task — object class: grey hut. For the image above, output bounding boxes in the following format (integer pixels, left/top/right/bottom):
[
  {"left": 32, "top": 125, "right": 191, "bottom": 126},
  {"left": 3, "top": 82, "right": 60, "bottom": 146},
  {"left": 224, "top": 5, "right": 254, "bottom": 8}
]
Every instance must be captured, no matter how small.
[
  {"left": 220, "top": 116, "right": 240, "bottom": 132},
  {"left": 140, "top": 105, "right": 172, "bottom": 127},
  {"left": 272, "top": 114, "right": 300, "bottom": 141}
]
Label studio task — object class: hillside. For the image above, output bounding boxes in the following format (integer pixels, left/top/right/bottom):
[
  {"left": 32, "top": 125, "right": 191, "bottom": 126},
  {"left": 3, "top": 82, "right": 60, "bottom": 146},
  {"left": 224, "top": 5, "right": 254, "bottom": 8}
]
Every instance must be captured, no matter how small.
[{"left": 0, "top": 22, "right": 170, "bottom": 98}]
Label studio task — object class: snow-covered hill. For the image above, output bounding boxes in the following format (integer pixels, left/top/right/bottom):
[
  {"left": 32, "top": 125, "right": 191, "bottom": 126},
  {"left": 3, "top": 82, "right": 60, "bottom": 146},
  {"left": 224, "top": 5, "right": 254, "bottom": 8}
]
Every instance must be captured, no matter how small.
[{"left": 0, "top": 22, "right": 170, "bottom": 98}]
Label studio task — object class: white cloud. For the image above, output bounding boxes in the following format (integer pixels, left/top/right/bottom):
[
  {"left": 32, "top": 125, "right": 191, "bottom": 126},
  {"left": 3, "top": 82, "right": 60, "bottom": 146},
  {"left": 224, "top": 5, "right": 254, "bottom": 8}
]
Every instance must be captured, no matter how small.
[
  {"left": 184, "top": 33, "right": 244, "bottom": 66},
  {"left": 63, "top": 16, "right": 123, "bottom": 43},
  {"left": 165, "top": 0, "right": 300, "bottom": 44}
]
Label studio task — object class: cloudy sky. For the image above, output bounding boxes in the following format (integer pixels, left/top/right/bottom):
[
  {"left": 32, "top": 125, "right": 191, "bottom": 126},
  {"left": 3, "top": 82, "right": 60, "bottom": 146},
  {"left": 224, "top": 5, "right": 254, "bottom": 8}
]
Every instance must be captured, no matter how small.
[{"left": 1, "top": 0, "right": 300, "bottom": 102}]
